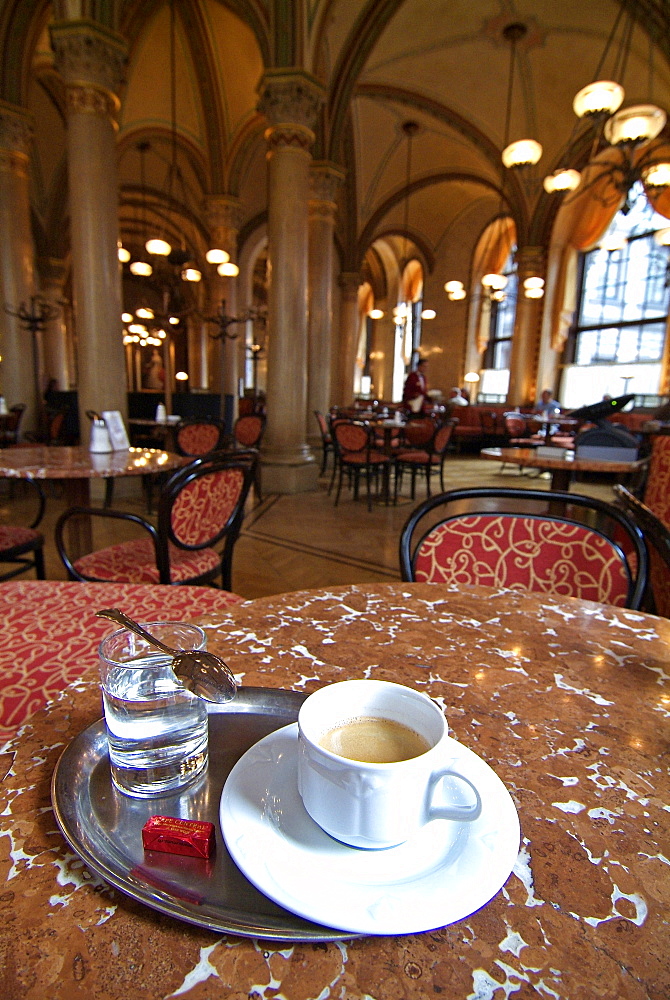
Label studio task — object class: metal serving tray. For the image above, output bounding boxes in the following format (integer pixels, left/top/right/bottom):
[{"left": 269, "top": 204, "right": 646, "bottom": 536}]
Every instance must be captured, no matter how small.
[{"left": 51, "top": 686, "right": 350, "bottom": 941}]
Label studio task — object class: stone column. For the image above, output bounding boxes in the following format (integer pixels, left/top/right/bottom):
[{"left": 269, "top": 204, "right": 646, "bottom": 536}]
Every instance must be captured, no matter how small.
[
  {"left": 257, "top": 70, "right": 325, "bottom": 493},
  {"left": 507, "top": 246, "right": 545, "bottom": 407},
  {"left": 307, "top": 161, "right": 344, "bottom": 448},
  {"left": 336, "top": 271, "right": 361, "bottom": 407},
  {"left": 50, "top": 20, "right": 128, "bottom": 433},
  {"left": 206, "top": 195, "right": 243, "bottom": 429},
  {"left": 0, "top": 101, "right": 38, "bottom": 431},
  {"left": 37, "top": 257, "right": 71, "bottom": 391}
]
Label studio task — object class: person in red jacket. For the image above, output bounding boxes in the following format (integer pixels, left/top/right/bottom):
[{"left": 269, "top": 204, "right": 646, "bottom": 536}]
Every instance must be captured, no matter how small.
[{"left": 402, "top": 358, "right": 428, "bottom": 412}]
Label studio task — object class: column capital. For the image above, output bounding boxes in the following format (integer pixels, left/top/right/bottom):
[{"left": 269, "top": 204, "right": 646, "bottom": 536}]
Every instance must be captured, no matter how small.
[
  {"left": 258, "top": 70, "right": 324, "bottom": 151},
  {"left": 515, "top": 245, "right": 546, "bottom": 279},
  {"left": 309, "top": 161, "right": 345, "bottom": 207},
  {"left": 0, "top": 100, "right": 33, "bottom": 161},
  {"left": 205, "top": 194, "right": 244, "bottom": 234},
  {"left": 50, "top": 19, "right": 127, "bottom": 112}
]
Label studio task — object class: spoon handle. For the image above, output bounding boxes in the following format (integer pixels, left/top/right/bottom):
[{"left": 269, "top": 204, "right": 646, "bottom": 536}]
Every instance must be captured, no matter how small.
[{"left": 96, "top": 608, "right": 175, "bottom": 656}]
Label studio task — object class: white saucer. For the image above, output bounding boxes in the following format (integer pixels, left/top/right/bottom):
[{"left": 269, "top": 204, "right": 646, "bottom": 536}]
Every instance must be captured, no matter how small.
[{"left": 220, "top": 724, "right": 520, "bottom": 936}]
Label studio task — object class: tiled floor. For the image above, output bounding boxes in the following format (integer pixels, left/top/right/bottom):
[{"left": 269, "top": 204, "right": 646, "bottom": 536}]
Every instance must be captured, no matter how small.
[{"left": 0, "top": 451, "right": 622, "bottom": 600}]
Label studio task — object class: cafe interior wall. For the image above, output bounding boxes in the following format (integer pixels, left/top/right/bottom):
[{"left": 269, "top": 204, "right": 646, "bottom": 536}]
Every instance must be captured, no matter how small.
[{"left": 0, "top": 0, "right": 669, "bottom": 433}]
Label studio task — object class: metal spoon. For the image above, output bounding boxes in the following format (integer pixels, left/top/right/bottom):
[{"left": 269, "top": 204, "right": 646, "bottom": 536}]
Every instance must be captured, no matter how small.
[{"left": 96, "top": 608, "right": 237, "bottom": 704}]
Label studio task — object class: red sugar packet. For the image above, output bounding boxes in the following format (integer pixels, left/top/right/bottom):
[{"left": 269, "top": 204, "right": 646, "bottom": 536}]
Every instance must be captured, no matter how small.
[{"left": 142, "top": 815, "right": 215, "bottom": 859}]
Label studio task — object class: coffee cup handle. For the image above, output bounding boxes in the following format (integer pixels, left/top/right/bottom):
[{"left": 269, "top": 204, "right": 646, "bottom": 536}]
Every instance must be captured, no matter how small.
[{"left": 426, "top": 769, "right": 482, "bottom": 823}]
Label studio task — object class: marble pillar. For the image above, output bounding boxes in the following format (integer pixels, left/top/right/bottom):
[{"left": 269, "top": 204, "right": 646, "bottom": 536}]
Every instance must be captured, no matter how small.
[
  {"left": 50, "top": 20, "right": 128, "bottom": 433},
  {"left": 257, "top": 70, "right": 324, "bottom": 493},
  {"left": 37, "top": 257, "right": 71, "bottom": 391},
  {"left": 307, "top": 162, "right": 344, "bottom": 448},
  {"left": 507, "top": 247, "right": 545, "bottom": 407},
  {"left": 206, "top": 195, "right": 243, "bottom": 428},
  {"left": 0, "top": 101, "right": 38, "bottom": 431},
  {"left": 336, "top": 271, "right": 362, "bottom": 407}
]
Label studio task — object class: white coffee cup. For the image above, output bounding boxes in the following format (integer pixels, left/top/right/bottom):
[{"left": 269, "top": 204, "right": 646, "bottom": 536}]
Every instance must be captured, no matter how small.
[{"left": 297, "top": 679, "right": 481, "bottom": 849}]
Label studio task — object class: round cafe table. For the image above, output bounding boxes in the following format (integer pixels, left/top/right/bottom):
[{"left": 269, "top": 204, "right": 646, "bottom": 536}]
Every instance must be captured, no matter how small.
[
  {"left": 0, "top": 445, "right": 191, "bottom": 557},
  {"left": 0, "top": 581, "right": 668, "bottom": 999}
]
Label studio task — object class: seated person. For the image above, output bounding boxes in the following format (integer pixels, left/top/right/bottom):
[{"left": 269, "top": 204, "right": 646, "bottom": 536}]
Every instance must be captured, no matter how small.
[
  {"left": 535, "top": 388, "right": 561, "bottom": 436},
  {"left": 448, "top": 387, "right": 468, "bottom": 407}
]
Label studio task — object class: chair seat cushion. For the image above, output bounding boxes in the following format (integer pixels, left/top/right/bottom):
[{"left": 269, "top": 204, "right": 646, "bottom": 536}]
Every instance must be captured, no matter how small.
[
  {"left": 413, "top": 513, "right": 631, "bottom": 605},
  {"left": 342, "top": 451, "right": 389, "bottom": 465},
  {"left": 73, "top": 537, "right": 221, "bottom": 584},
  {"left": 396, "top": 449, "right": 441, "bottom": 464},
  {"left": 0, "top": 525, "right": 43, "bottom": 553}
]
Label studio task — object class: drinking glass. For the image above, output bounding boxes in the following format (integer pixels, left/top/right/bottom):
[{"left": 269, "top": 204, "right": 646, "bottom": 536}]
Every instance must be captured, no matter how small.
[{"left": 98, "top": 622, "right": 209, "bottom": 797}]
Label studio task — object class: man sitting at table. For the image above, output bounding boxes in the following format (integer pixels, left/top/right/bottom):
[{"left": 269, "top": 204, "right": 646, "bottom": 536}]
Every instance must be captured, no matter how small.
[
  {"left": 448, "top": 387, "right": 468, "bottom": 407},
  {"left": 536, "top": 388, "right": 561, "bottom": 435}
]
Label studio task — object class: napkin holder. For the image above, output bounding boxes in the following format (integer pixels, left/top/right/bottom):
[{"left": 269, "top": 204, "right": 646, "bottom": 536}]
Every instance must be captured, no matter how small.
[{"left": 89, "top": 418, "right": 112, "bottom": 453}]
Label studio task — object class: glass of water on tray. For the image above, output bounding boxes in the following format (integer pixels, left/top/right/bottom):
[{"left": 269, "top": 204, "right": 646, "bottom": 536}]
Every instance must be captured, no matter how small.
[{"left": 98, "top": 622, "right": 209, "bottom": 797}]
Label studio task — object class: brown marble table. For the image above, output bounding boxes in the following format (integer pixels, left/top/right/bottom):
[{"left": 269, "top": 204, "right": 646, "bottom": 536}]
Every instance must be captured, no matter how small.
[
  {"left": 0, "top": 445, "right": 190, "bottom": 557},
  {"left": 0, "top": 581, "right": 668, "bottom": 999},
  {"left": 481, "top": 445, "right": 647, "bottom": 491}
]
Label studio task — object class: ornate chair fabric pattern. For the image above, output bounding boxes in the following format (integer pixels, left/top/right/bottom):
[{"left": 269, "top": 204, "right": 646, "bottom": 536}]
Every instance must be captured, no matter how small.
[
  {"left": 0, "top": 476, "right": 46, "bottom": 582},
  {"left": 643, "top": 434, "right": 670, "bottom": 532},
  {"left": 55, "top": 454, "right": 255, "bottom": 590},
  {"left": 175, "top": 419, "right": 226, "bottom": 457},
  {"left": 233, "top": 414, "right": 265, "bottom": 449},
  {"left": 614, "top": 483, "right": 670, "bottom": 618},
  {"left": 332, "top": 420, "right": 391, "bottom": 511},
  {"left": 399, "top": 486, "right": 647, "bottom": 609}
]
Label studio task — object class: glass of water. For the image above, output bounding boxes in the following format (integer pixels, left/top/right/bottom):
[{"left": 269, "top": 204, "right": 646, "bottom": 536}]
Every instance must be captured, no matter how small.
[{"left": 98, "top": 622, "right": 209, "bottom": 797}]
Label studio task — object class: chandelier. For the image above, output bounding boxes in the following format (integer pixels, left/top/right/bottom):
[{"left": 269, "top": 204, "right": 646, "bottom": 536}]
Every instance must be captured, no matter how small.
[
  {"left": 507, "top": 8, "right": 670, "bottom": 211},
  {"left": 119, "top": 0, "right": 239, "bottom": 283}
]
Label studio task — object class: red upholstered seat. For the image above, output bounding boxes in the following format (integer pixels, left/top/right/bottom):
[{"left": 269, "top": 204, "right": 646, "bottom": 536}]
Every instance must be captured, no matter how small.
[
  {"left": 644, "top": 434, "right": 670, "bottom": 531},
  {"left": 56, "top": 454, "right": 256, "bottom": 590},
  {"left": 411, "top": 513, "right": 631, "bottom": 604},
  {"left": 175, "top": 419, "right": 225, "bottom": 457},
  {"left": 0, "top": 580, "right": 242, "bottom": 743},
  {"left": 394, "top": 419, "right": 456, "bottom": 499},
  {"left": 332, "top": 420, "right": 391, "bottom": 510},
  {"left": 399, "top": 486, "right": 647, "bottom": 609},
  {"left": 0, "top": 477, "right": 46, "bottom": 581}
]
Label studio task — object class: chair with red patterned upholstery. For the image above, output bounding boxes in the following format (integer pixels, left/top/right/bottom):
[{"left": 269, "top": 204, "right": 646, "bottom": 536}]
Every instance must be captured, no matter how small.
[
  {"left": 232, "top": 414, "right": 266, "bottom": 449},
  {"left": 332, "top": 419, "right": 391, "bottom": 511},
  {"left": 0, "top": 477, "right": 46, "bottom": 581},
  {"left": 399, "top": 486, "right": 647, "bottom": 609},
  {"left": 394, "top": 418, "right": 456, "bottom": 500},
  {"left": 175, "top": 418, "right": 226, "bottom": 457},
  {"left": 55, "top": 454, "right": 255, "bottom": 591},
  {"left": 642, "top": 433, "right": 670, "bottom": 532},
  {"left": 614, "top": 484, "right": 670, "bottom": 618}
]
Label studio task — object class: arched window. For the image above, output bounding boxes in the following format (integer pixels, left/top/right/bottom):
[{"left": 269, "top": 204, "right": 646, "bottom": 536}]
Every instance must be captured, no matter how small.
[
  {"left": 561, "top": 185, "right": 670, "bottom": 407},
  {"left": 479, "top": 247, "right": 517, "bottom": 401}
]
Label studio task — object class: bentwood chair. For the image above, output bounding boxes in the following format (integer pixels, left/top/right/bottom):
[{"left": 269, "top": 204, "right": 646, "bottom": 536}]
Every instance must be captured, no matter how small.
[
  {"left": 614, "top": 484, "right": 670, "bottom": 618},
  {"left": 394, "top": 418, "right": 456, "bottom": 500},
  {"left": 314, "top": 410, "right": 334, "bottom": 475},
  {"left": 399, "top": 486, "right": 647, "bottom": 609},
  {"left": 331, "top": 420, "right": 391, "bottom": 511},
  {"left": 175, "top": 418, "right": 226, "bottom": 457},
  {"left": 55, "top": 454, "right": 255, "bottom": 591},
  {"left": 642, "top": 433, "right": 670, "bottom": 530},
  {"left": 0, "top": 477, "right": 46, "bottom": 581}
]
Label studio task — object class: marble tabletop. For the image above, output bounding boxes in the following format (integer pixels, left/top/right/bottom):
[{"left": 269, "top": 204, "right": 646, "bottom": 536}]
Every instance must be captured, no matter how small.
[
  {"left": 480, "top": 446, "right": 647, "bottom": 491},
  {"left": 0, "top": 445, "right": 189, "bottom": 480},
  {"left": 0, "top": 581, "right": 668, "bottom": 999}
]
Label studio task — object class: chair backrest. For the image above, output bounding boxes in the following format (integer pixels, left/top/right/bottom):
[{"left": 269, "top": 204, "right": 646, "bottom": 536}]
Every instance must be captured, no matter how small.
[
  {"left": 175, "top": 419, "right": 225, "bottom": 457},
  {"left": 432, "top": 419, "right": 456, "bottom": 456},
  {"left": 314, "top": 410, "right": 330, "bottom": 441},
  {"left": 156, "top": 455, "right": 255, "bottom": 579},
  {"left": 332, "top": 420, "right": 371, "bottom": 456},
  {"left": 504, "top": 413, "right": 527, "bottom": 438},
  {"left": 402, "top": 416, "right": 435, "bottom": 448},
  {"left": 234, "top": 414, "right": 265, "bottom": 448},
  {"left": 399, "top": 486, "right": 647, "bottom": 609},
  {"left": 643, "top": 434, "right": 670, "bottom": 531},
  {"left": 614, "top": 483, "right": 670, "bottom": 618}
]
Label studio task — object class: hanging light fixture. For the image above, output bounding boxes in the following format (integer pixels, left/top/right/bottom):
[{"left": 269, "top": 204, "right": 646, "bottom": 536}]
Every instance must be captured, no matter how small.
[
  {"left": 499, "top": 24, "right": 543, "bottom": 171},
  {"left": 129, "top": 141, "right": 153, "bottom": 277},
  {"left": 393, "top": 120, "right": 436, "bottom": 327},
  {"left": 542, "top": 7, "right": 670, "bottom": 209}
]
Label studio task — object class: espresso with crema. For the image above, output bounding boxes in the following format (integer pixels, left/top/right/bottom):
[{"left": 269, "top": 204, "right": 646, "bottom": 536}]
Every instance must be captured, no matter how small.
[{"left": 319, "top": 716, "right": 431, "bottom": 763}]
